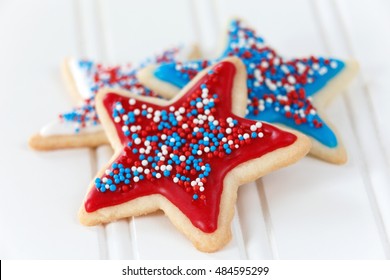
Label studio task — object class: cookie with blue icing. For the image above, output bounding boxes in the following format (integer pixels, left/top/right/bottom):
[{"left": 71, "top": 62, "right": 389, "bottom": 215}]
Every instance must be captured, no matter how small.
[{"left": 137, "top": 19, "right": 358, "bottom": 164}]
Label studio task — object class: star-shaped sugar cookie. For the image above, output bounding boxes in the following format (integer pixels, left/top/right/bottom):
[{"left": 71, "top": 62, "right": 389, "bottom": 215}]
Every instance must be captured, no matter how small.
[
  {"left": 79, "top": 57, "right": 310, "bottom": 252},
  {"left": 138, "top": 19, "right": 359, "bottom": 164},
  {"left": 29, "top": 46, "right": 199, "bottom": 150}
]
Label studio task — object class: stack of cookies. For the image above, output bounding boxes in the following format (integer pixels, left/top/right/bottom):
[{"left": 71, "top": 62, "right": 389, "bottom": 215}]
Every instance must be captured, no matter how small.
[{"left": 29, "top": 19, "right": 358, "bottom": 252}]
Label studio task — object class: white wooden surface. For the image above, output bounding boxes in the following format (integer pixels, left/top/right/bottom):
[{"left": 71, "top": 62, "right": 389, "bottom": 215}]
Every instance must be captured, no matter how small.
[{"left": 0, "top": 0, "right": 389, "bottom": 259}]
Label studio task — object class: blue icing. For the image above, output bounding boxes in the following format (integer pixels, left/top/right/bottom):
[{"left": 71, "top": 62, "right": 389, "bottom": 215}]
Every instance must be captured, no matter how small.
[
  {"left": 248, "top": 110, "right": 338, "bottom": 148},
  {"left": 303, "top": 59, "right": 345, "bottom": 97},
  {"left": 152, "top": 19, "right": 345, "bottom": 148},
  {"left": 154, "top": 62, "right": 191, "bottom": 88}
]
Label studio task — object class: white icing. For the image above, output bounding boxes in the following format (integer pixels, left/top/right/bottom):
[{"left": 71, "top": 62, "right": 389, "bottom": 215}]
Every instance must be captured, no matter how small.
[
  {"left": 39, "top": 119, "right": 102, "bottom": 137},
  {"left": 68, "top": 59, "right": 93, "bottom": 99}
]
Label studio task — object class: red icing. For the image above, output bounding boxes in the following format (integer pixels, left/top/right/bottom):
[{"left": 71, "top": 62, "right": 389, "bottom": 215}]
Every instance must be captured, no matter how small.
[{"left": 84, "top": 61, "right": 297, "bottom": 233}]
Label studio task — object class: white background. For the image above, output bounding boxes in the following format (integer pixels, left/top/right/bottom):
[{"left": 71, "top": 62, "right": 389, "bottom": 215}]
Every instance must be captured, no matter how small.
[{"left": 0, "top": 0, "right": 389, "bottom": 259}]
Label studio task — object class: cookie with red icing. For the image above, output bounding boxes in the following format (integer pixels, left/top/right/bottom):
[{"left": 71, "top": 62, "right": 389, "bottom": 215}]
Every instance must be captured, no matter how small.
[
  {"left": 79, "top": 57, "right": 310, "bottom": 252},
  {"left": 138, "top": 19, "right": 359, "bottom": 164},
  {"left": 28, "top": 45, "right": 200, "bottom": 150}
]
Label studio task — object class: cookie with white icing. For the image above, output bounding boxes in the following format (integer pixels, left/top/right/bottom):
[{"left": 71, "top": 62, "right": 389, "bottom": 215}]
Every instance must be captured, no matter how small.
[
  {"left": 137, "top": 19, "right": 358, "bottom": 164},
  {"left": 79, "top": 57, "right": 311, "bottom": 252},
  {"left": 29, "top": 45, "right": 200, "bottom": 150}
]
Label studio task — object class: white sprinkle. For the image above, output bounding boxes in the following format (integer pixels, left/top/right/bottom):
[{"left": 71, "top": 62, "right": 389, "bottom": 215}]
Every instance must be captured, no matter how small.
[
  {"left": 166, "top": 165, "right": 172, "bottom": 171},
  {"left": 258, "top": 132, "right": 264, "bottom": 138},
  {"left": 199, "top": 186, "right": 205, "bottom": 192},
  {"left": 173, "top": 177, "right": 179, "bottom": 183},
  {"left": 122, "top": 115, "right": 128, "bottom": 121},
  {"left": 144, "top": 169, "right": 150, "bottom": 174},
  {"left": 134, "top": 109, "right": 140, "bottom": 115},
  {"left": 266, "top": 79, "right": 277, "bottom": 91},
  {"left": 122, "top": 126, "right": 129, "bottom": 132},
  {"left": 134, "top": 138, "right": 141, "bottom": 145},
  {"left": 137, "top": 167, "right": 143, "bottom": 173},
  {"left": 102, "top": 177, "right": 108, "bottom": 182},
  {"left": 204, "top": 147, "right": 210, "bottom": 153},
  {"left": 226, "top": 117, "right": 233, "bottom": 123},
  {"left": 142, "top": 160, "right": 148, "bottom": 166},
  {"left": 114, "top": 116, "right": 121, "bottom": 123},
  {"left": 156, "top": 173, "right": 161, "bottom": 179},
  {"left": 133, "top": 176, "right": 139, "bottom": 183},
  {"left": 243, "top": 133, "right": 250, "bottom": 139},
  {"left": 161, "top": 134, "right": 167, "bottom": 140},
  {"left": 319, "top": 67, "right": 328, "bottom": 75},
  {"left": 250, "top": 125, "right": 257, "bottom": 131},
  {"left": 129, "top": 98, "right": 136, "bottom": 105},
  {"left": 226, "top": 128, "right": 232, "bottom": 134},
  {"left": 281, "top": 65, "right": 290, "bottom": 73},
  {"left": 222, "top": 137, "right": 227, "bottom": 142},
  {"left": 179, "top": 155, "right": 186, "bottom": 161},
  {"left": 197, "top": 150, "right": 202, "bottom": 155},
  {"left": 256, "top": 121, "right": 262, "bottom": 128},
  {"left": 169, "top": 106, "right": 175, "bottom": 112},
  {"left": 179, "top": 107, "right": 185, "bottom": 114},
  {"left": 297, "top": 62, "right": 306, "bottom": 74},
  {"left": 287, "top": 75, "right": 296, "bottom": 84},
  {"left": 254, "top": 68, "right": 261, "bottom": 79},
  {"left": 330, "top": 61, "right": 338, "bottom": 69}
]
